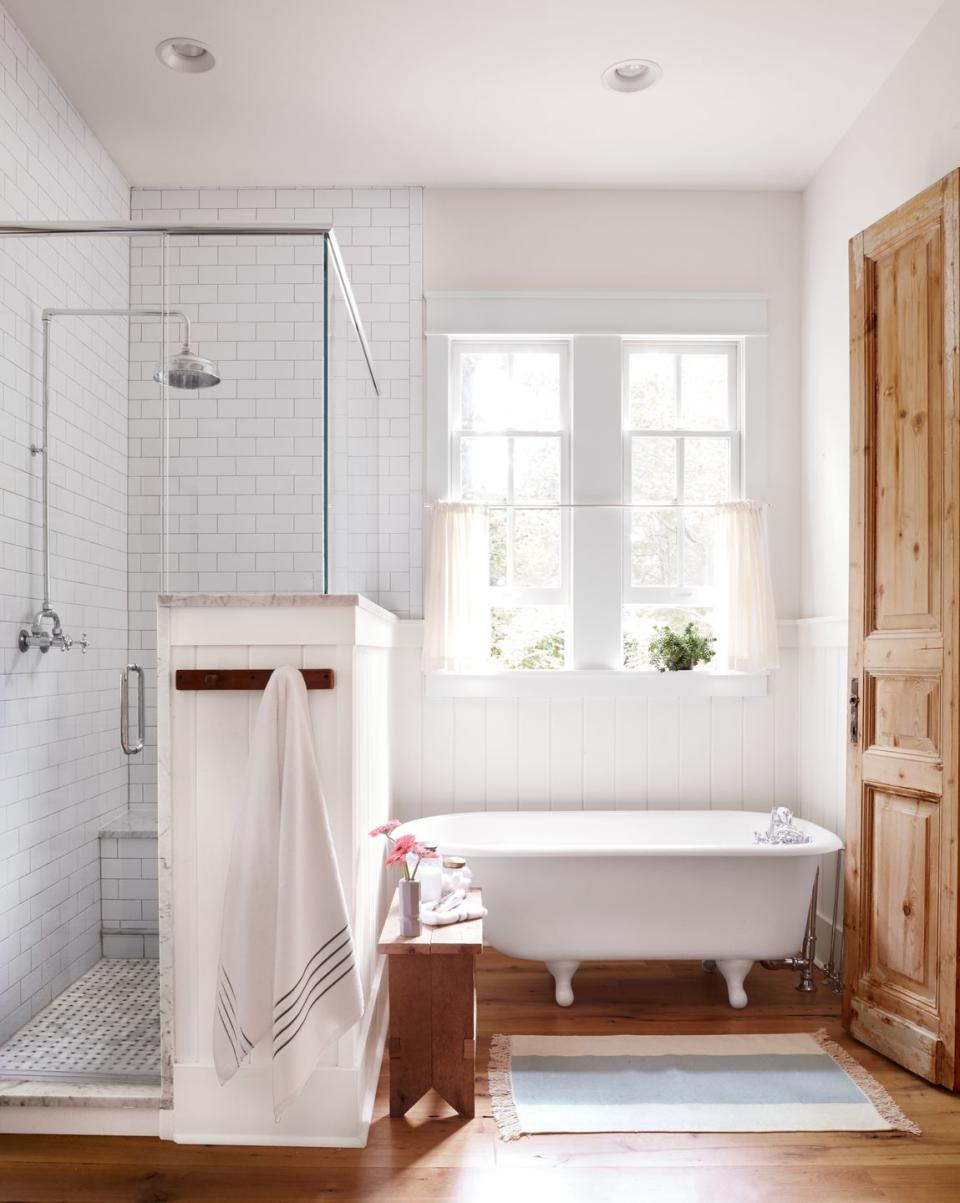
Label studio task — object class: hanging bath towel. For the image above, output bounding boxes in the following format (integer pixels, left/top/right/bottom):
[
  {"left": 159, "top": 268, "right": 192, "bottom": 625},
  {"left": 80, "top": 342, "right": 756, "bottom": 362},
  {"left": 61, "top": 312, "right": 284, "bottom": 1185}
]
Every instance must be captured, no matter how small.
[{"left": 213, "top": 665, "right": 364, "bottom": 1119}]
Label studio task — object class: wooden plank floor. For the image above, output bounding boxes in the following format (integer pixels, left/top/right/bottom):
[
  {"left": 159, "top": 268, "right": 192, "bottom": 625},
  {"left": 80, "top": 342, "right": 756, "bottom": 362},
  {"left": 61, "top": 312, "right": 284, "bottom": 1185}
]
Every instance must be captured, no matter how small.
[{"left": 2, "top": 954, "right": 959, "bottom": 1202}]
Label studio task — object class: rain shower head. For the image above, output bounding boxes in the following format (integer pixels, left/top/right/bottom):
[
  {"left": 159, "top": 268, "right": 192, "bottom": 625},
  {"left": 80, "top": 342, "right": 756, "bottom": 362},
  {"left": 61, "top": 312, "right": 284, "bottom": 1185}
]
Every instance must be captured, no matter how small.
[{"left": 154, "top": 344, "right": 220, "bottom": 389}]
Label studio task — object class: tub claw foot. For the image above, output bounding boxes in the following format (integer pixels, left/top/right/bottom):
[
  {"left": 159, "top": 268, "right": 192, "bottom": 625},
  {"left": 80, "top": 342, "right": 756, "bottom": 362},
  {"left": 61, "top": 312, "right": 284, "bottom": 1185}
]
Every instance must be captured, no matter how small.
[
  {"left": 545, "top": 960, "right": 580, "bottom": 1007},
  {"left": 716, "top": 958, "right": 753, "bottom": 1009}
]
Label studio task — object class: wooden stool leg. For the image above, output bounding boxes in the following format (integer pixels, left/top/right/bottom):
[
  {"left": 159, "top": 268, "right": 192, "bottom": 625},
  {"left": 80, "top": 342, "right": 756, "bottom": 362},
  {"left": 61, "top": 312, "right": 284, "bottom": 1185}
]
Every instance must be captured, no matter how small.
[
  {"left": 430, "top": 954, "right": 476, "bottom": 1118},
  {"left": 388, "top": 957, "right": 432, "bottom": 1116}
]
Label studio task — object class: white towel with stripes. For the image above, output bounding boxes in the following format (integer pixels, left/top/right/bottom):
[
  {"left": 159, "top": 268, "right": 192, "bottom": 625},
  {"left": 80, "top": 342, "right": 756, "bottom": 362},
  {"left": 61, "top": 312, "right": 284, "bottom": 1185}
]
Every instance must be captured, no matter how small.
[{"left": 213, "top": 665, "right": 364, "bottom": 1119}]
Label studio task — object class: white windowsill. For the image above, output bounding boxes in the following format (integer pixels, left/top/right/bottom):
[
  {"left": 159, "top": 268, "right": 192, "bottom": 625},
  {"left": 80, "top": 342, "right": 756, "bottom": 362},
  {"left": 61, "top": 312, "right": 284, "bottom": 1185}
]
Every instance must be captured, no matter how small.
[{"left": 424, "top": 669, "right": 769, "bottom": 699}]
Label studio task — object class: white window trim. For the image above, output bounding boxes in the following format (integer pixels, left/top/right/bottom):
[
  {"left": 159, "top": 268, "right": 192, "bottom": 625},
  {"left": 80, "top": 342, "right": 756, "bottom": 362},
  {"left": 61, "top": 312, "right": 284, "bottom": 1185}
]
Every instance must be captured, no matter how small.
[{"left": 424, "top": 293, "right": 769, "bottom": 698}]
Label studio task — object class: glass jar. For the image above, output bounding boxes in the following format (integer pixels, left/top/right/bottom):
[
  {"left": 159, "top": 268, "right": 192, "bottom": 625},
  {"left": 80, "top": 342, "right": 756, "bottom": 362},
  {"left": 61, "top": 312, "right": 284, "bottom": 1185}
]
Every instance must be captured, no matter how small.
[{"left": 409, "top": 842, "right": 443, "bottom": 904}]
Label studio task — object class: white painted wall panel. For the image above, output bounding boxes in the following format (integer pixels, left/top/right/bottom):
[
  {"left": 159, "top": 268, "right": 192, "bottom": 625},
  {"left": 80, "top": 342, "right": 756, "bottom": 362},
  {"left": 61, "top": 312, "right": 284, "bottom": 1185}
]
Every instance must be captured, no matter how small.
[
  {"left": 581, "top": 698, "right": 615, "bottom": 809},
  {"left": 484, "top": 698, "right": 518, "bottom": 811},
  {"left": 710, "top": 698, "right": 744, "bottom": 809},
  {"left": 613, "top": 697, "right": 647, "bottom": 808},
  {"left": 517, "top": 698, "right": 551, "bottom": 811},
  {"left": 420, "top": 696, "right": 454, "bottom": 817},
  {"left": 453, "top": 698, "right": 485, "bottom": 812},
  {"left": 549, "top": 698, "right": 583, "bottom": 809},
  {"left": 391, "top": 629, "right": 801, "bottom": 823},
  {"left": 677, "top": 698, "right": 711, "bottom": 810},
  {"left": 795, "top": 620, "right": 848, "bottom": 959},
  {"left": 646, "top": 700, "right": 681, "bottom": 809},
  {"left": 161, "top": 602, "right": 392, "bottom": 1144}
]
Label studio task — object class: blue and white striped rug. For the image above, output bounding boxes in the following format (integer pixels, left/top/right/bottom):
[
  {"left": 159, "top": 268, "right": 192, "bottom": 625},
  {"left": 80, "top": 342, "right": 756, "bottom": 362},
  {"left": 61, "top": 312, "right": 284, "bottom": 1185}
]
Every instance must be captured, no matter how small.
[{"left": 488, "top": 1032, "right": 919, "bottom": 1139}]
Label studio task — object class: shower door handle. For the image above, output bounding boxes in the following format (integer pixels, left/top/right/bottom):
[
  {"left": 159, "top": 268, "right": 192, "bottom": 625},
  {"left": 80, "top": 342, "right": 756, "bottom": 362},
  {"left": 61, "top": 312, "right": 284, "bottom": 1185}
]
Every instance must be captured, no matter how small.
[{"left": 120, "top": 663, "right": 145, "bottom": 755}]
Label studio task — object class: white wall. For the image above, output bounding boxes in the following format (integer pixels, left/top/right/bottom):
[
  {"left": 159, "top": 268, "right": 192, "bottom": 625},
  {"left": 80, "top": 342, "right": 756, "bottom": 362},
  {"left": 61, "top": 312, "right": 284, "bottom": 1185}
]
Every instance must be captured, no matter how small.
[
  {"left": 0, "top": 6, "right": 130, "bottom": 1041},
  {"left": 801, "top": 0, "right": 960, "bottom": 618},
  {"left": 396, "top": 189, "right": 804, "bottom": 817},
  {"left": 798, "top": 0, "right": 960, "bottom": 851},
  {"left": 424, "top": 188, "right": 803, "bottom": 617}
]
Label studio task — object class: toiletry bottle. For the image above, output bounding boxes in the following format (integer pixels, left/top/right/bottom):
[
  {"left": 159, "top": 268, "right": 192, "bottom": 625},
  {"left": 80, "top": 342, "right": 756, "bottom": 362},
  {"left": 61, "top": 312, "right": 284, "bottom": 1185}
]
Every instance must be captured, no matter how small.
[{"left": 413, "top": 842, "right": 443, "bottom": 904}]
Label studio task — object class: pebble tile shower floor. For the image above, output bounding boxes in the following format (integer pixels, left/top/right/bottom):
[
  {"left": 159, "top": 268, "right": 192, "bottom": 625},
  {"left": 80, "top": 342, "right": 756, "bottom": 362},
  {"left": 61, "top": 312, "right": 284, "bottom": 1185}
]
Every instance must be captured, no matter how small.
[{"left": 0, "top": 959, "right": 159, "bottom": 1084}]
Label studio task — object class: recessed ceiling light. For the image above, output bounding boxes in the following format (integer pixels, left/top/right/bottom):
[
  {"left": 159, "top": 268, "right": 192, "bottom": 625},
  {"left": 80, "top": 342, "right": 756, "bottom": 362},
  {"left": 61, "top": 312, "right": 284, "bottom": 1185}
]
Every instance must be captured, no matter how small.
[
  {"left": 602, "top": 59, "right": 661, "bottom": 93},
  {"left": 156, "top": 38, "right": 216, "bottom": 74}
]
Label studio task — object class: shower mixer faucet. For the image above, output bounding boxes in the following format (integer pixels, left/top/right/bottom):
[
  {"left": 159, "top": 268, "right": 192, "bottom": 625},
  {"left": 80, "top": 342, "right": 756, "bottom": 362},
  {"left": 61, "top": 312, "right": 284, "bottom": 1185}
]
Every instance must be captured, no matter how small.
[{"left": 18, "top": 607, "right": 89, "bottom": 654}]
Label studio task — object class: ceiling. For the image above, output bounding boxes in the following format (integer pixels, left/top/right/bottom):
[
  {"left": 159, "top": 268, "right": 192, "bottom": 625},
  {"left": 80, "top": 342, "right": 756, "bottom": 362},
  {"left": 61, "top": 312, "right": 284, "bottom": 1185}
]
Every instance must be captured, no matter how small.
[{"left": 4, "top": 0, "right": 943, "bottom": 190}]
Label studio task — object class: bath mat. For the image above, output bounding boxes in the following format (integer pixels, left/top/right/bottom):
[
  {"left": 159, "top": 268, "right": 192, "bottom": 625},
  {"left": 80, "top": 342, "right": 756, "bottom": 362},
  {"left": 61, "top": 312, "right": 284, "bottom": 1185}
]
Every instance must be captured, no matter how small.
[{"left": 488, "top": 1030, "right": 919, "bottom": 1139}]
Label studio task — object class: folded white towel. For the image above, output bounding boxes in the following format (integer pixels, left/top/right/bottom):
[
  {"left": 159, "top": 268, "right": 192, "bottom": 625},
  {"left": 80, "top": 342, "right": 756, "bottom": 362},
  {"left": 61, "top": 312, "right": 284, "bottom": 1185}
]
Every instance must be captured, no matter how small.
[
  {"left": 420, "top": 887, "right": 487, "bottom": 927},
  {"left": 213, "top": 665, "right": 364, "bottom": 1119}
]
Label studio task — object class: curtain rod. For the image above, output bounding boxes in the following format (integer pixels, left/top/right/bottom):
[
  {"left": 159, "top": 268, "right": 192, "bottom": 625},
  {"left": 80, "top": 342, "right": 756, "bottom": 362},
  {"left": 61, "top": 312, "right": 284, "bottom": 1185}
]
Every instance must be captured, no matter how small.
[{"left": 423, "top": 501, "right": 739, "bottom": 510}]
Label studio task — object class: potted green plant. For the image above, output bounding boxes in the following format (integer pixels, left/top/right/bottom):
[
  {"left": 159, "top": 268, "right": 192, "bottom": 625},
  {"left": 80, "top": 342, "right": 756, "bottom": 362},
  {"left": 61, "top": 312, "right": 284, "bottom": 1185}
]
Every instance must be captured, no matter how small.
[{"left": 647, "top": 621, "right": 716, "bottom": 672}]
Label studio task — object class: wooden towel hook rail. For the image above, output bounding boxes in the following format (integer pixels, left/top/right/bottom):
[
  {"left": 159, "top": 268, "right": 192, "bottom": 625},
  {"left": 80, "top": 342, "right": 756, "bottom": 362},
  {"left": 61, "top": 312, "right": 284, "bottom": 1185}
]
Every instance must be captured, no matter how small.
[{"left": 174, "top": 669, "right": 335, "bottom": 691}]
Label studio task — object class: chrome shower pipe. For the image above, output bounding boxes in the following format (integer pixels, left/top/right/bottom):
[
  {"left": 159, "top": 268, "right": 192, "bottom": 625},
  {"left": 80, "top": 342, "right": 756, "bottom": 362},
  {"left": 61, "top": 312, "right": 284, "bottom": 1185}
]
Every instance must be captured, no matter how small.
[
  {"left": 0, "top": 222, "right": 378, "bottom": 396},
  {"left": 43, "top": 305, "right": 192, "bottom": 358},
  {"left": 33, "top": 306, "right": 190, "bottom": 618}
]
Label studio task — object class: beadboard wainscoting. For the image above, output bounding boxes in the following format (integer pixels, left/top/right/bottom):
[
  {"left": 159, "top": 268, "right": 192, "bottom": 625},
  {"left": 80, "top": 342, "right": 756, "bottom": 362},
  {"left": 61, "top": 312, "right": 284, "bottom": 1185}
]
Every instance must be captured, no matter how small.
[
  {"left": 393, "top": 614, "right": 849, "bottom": 969},
  {"left": 391, "top": 622, "right": 806, "bottom": 820},
  {"left": 795, "top": 618, "right": 848, "bottom": 961},
  {"left": 157, "top": 596, "right": 392, "bottom": 1144}
]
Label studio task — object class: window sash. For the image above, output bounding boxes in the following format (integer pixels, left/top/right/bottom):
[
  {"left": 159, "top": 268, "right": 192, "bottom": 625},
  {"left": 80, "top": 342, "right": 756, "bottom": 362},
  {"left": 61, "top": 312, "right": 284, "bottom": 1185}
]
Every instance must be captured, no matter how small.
[
  {"left": 450, "top": 340, "right": 571, "bottom": 610},
  {"left": 451, "top": 340, "right": 572, "bottom": 435},
  {"left": 623, "top": 339, "right": 740, "bottom": 433},
  {"left": 622, "top": 340, "right": 741, "bottom": 608}
]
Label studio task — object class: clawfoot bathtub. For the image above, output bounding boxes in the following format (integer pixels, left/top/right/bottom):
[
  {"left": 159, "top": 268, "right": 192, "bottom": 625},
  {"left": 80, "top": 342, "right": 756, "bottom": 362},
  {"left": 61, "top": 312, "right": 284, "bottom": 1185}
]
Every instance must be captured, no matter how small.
[{"left": 399, "top": 810, "right": 841, "bottom": 1009}]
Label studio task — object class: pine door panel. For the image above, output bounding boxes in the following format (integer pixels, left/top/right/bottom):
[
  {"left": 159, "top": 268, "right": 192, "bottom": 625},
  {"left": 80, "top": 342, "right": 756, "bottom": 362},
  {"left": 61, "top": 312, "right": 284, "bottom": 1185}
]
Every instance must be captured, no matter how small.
[
  {"left": 871, "top": 227, "right": 942, "bottom": 633},
  {"left": 868, "top": 672, "right": 940, "bottom": 755},
  {"left": 866, "top": 790, "right": 940, "bottom": 1004},
  {"left": 846, "top": 170, "right": 960, "bottom": 1091}
]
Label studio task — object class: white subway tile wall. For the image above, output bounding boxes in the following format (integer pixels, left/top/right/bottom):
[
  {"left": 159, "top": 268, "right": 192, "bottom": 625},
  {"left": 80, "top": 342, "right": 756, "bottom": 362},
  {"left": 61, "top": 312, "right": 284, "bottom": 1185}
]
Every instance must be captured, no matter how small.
[
  {"left": 99, "top": 834, "right": 159, "bottom": 960},
  {"left": 0, "top": 7, "right": 131, "bottom": 1041},
  {"left": 127, "top": 187, "right": 423, "bottom": 808}
]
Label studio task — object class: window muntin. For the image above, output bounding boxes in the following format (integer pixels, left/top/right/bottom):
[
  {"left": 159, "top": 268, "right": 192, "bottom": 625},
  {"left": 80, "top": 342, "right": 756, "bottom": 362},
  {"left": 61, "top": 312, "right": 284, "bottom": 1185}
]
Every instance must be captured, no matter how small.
[
  {"left": 623, "top": 341, "right": 740, "bottom": 667},
  {"left": 446, "top": 337, "right": 742, "bottom": 673},
  {"left": 451, "top": 341, "right": 570, "bottom": 667}
]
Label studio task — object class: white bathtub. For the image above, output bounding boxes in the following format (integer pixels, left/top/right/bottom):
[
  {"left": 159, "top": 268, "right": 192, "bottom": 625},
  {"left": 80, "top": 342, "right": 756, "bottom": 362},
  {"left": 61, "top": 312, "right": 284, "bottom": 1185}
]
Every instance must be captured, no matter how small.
[{"left": 399, "top": 810, "right": 842, "bottom": 1009}]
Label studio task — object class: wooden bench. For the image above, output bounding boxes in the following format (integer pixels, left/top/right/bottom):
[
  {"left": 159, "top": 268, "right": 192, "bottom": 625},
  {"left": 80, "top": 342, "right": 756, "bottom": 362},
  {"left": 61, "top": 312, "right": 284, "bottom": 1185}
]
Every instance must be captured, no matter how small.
[{"left": 377, "top": 886, "right": 484, "bottom": 1118}]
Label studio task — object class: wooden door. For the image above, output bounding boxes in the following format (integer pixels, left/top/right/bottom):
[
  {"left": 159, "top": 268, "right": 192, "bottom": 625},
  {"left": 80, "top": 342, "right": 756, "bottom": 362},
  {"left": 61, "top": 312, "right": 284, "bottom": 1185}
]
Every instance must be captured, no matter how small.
[{"left": 846, "top": 170, "right": 960, "bottom": 1089}]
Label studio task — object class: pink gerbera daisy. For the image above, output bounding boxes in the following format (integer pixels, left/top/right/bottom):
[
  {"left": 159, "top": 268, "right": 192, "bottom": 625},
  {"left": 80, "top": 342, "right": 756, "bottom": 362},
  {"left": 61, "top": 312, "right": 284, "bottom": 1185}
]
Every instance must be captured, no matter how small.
[{"left": 368, "top": 819, "right": 401, "bottom": 838}]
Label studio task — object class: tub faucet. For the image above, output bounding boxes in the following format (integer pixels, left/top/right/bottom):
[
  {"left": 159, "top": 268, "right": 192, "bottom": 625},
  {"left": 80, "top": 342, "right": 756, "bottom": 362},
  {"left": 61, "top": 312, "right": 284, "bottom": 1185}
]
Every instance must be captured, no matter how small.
[{"left": 18, "top": 607, "right": 89, "bottom": 654}]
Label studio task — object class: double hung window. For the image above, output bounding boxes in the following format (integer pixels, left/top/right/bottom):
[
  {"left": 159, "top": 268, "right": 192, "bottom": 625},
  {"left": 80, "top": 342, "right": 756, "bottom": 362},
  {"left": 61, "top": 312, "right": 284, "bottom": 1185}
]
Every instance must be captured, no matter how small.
[{"left": 446, "top": 336, "right": 742, "bottom": 670}]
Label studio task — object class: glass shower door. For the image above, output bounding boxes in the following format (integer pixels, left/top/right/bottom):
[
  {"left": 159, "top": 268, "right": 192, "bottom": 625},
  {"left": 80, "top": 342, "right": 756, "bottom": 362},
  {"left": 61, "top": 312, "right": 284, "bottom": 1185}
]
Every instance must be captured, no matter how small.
[
  {"left": 324, "top": 235, "right": 382, "bottom": 599},
  {"left": 159, "top": 231, "right": 328, "bottom": 600},
  {"left": 0, "top": 230, "right": 164, "bottom": 1085}
]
